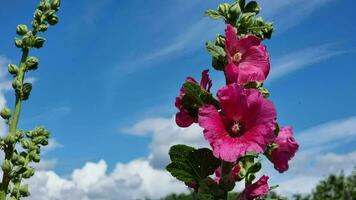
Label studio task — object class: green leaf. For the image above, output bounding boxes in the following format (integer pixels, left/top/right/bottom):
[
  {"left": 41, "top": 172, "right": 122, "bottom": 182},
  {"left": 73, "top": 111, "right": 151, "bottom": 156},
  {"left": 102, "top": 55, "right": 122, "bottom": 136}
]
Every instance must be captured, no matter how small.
[
  {"left": 198, "top": 177, "right": 225, "bottom": 198},
  {"left": 243, "top": 1, "right": 261, "bottom": 14},
  {"left": 189, "top": 148, "right": 221, "bottom": 179},
  {"left": 166, "top": 145, "right": 220, "bottom": 184},
  {"left": 206, "top": 41, "right": 226, "bottom": 59},
  {"left": 205, "top": 9, "right": 223, "bottom": 19}
]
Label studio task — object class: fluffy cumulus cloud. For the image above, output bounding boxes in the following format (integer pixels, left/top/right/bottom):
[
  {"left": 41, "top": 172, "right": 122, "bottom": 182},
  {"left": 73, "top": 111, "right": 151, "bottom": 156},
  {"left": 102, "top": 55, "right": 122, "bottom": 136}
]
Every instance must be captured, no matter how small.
[
  {"left": 26, "top": 159, "right": 186, "bottom": 200},
  {"left": 123, "top": 116, "right": 207, "bottom": 169}
]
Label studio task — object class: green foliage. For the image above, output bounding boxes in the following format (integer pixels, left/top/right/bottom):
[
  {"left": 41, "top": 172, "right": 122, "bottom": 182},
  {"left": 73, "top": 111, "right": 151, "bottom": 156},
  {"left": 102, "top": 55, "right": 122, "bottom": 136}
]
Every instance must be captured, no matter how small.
[
  {"left": 181, "top": 82, "right": 219, "bottom": 117},
  {"left": 166, "top": 145, "right": 220, "bottom": 183},
  {"left": 205, "top": 0, "right": 274, "bottom": 40}
]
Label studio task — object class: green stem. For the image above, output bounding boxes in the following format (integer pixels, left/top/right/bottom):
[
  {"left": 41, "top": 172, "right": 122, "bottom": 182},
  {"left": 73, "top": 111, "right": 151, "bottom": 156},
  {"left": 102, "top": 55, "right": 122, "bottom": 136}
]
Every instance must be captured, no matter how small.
[
  {"left": 0, "top": 49, "right": 29, "bottom": 200},
  {"left": 221, "top": 161, "right": 232, "bottom": 200}
]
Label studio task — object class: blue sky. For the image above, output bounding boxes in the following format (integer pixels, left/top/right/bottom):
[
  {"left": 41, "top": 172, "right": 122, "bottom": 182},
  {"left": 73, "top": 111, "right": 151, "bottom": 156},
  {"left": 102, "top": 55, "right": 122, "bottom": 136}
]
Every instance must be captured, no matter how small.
[{"left": 0, "top": 0, "right": 355, "bottom": 199}]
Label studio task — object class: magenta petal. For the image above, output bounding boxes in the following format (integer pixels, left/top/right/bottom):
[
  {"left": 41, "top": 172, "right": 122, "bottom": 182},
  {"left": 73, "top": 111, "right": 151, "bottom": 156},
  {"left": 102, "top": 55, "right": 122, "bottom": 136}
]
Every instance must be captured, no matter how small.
[
  {"left": 217, "top": 84, "right": 245, "bottom": 121},
  {"left": 200, "top": 69, "right": 212, "bottom": 92},
  {"left": 236, "top": 35, "right": 261, "bottom": 54},
  {"left": 270, "top": 127, "right": 299, "bottom": 173},
  {"left": 225, "top": 24, "right": 239, "bottom": 55},
  {"left": 225, "top": 62, "right": 239, "bottom": 84},
  {"left": 175, "top": 111, "right": 195, "bottom": 128},
  {"left": 238, "top": 45, "right": 270, "bottom": 82},
  {"left": 198, "top": 105, "right": 239, "bottom": 161},
  {"left": 241, "top": 175, "right": 269, "bottom": 200}
]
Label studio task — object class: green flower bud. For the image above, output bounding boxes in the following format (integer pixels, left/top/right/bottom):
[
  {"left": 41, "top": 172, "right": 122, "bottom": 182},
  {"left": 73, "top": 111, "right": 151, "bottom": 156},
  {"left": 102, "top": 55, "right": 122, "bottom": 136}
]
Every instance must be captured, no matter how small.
[
  {"left": 38, "top": 1, "right": 51, "bottom": 11},
  {"left": 0, "top": 107, "right": 12, "bottom": 120},
  {"left": 4, "top": 135, "right": 17, "bottom": 145},
  {"left": 22, "top": 167, "right": 35, "bottom": 179},
  {"left": 229, "top": 3, "right": 241, "bottom": 20},
  {"left": 14, "top": 38, "right": 23, "bottom": 48},
  {"left": 2, "top": 160, "right": 13, "bottom": 173},
  {"left": 12, "top": 79, "right": 21, "bottom": 90},
  {"left": 25, "top": 57, "right": 39, "bottom": 71},
  {"left": 19, "top": 184, "right": 30, "bottom": 197},
  {"left": 32, "top": 135, "right": 48, "bottom": 145},
  {"left": 241, "top": 13, "right": 255, "bottom": 27},
  {"left": 33, "top": 37, "right": 46, "bottom": 48},
  {"left": 21, "top": 140, "right": 32, "bottom": 149},
  {"left": 34, "top": 9, "right": 43, "bottom": 21},
  {"left": 51, "top": 0, "right": 61, "bottom": 10},
  {"left": 32, "top": 153, "right": 41, "bottom": 163},
  {"left": 16, "top": 24, "right": 29, "bottom": 35},
  {"left": 47, "top": 15, "right": 59, "bottom": 25},
  {"left": 16, "top": 156, "right": 27, "bottom": 166},
  {"left": 22, "top": 83, "right": 33, "bottom": 100},
  {"left": 8, "top": 64, "right": 19, "bottom": 76},
  {"left": 38, "top": 24, "right": 48, "bottom": 32},
  {"left": 247, "top": 162, "right": 262, "bottom": 174}
]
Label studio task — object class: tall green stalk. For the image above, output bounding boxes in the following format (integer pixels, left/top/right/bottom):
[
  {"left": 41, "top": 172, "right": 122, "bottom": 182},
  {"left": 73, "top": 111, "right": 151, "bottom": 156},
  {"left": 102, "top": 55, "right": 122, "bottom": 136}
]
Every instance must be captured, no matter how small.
[{"left": 0, "top": 1, "right": 61, "bottom": 199}]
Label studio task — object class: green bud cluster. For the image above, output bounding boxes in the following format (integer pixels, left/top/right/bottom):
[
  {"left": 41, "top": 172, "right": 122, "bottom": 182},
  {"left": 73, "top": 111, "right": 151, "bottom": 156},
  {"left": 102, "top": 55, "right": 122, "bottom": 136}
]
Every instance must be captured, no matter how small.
[{"left": 0, "top": 1, "right": 61, "bottom": 199}]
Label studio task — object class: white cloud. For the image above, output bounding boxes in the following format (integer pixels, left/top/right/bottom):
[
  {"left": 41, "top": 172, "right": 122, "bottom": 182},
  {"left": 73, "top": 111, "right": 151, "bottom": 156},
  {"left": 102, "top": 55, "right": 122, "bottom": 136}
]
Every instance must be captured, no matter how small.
[
  {"left": 268, "top": 43, "right": 346, "bottom": 82},
  {"left": 26, "top": 159, "right": 186, "bottom": 200},
  {"left": 123, "top": 116, "right": 207, "bottom": 169}
]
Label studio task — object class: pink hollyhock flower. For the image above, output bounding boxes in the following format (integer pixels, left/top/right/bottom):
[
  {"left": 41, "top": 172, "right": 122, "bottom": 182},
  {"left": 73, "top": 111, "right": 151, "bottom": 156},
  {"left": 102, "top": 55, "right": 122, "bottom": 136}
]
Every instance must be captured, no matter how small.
[
  {"left": 214, "top": 165, "right": 241, "bottom": 184},
  {"left": 198, "top": 83, "right": 276, "bottom": 162},
  {"left": 224, "top": 24, "right": 270, "bottom": 84},
  {"left": 175, "top": 70, "right": 212, "bottom": 127},
  {"left": 239, "top": 175, "right": 269, "bottom": 200},
  {"left": 269, "top": 126, "right": 299, "bottom": 173}
]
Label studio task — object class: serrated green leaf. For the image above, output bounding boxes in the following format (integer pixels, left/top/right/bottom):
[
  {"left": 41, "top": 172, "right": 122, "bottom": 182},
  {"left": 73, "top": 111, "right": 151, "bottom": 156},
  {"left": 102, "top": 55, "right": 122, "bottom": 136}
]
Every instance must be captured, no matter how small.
[
  {"left": 205, "top": 9, "right": 223, "bottom": 19},
  {"left": 166, "top": 146, "right": 220, "bottom": 185},
  {"left": 206, "top": 41, "right": 226, "bottom": 59}
]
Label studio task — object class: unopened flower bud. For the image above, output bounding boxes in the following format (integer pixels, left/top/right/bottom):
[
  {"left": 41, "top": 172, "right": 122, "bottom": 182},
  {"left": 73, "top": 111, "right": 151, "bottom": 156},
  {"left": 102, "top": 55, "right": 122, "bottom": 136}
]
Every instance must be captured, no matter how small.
[
  {"left": 34, "top": 9, "right": 43, "bottom": 21},
  {"left": 241, "top": 13, "right": 255, "bottom": 27},
  {"left": 1, "top": 160, "right": 12, "bottom": 173},
  {"left": 22, "top": 167, "right": 35, "bottom": 179},
  {"left": 17, "top": 156, "right": 27, "bottom": 166},
  {"left": 38, "top": 24, "right": 48, "bottom": 32},
  {"left": 19, "top": 185, "right": 30, "bottom": 197},
  {"left": 229, "top": 3, "right": 241, "bottom": 20},
  {"left": 4, "top": 135, "right": 17, "bottom": 145},
  {"left": 12, "top": 79, "right": 21, "bottom": 90},
  {"left": 47, "top": 15, "right": 59, "bottom": 25},
  {"left": 51, "top": 0, "right": 61, "bottom": 10},
  {"left": 8, "top": 64, "right": 18, "bottom": 75},
  {"left": 22, "top": 83, "right": 33, "bottom": 100},
  {"left": 25, "top": 57, "right": 39, "bottom": 71},
  {"left": 16, "top": 24, "right": 29, "bottom": 35},
  {"left": 33, "top": 37, "right": 46, "bottom": 48},
  {"left": 0, "top": 107, "right": 12, "bottom": 120},
  {"left": 14, "top": 38, "right": 23, "bottom": 48}
]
